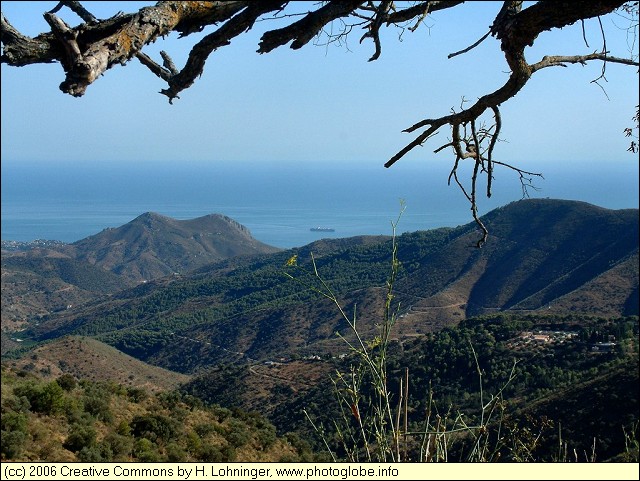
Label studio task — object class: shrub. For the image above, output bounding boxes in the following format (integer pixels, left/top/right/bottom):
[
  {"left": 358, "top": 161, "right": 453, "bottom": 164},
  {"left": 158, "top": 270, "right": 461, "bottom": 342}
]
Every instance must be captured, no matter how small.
[
  {"left": 78, "top": 444, "right": 109, "bottom": 462},
  {"left": 198, "top": 444, "right": 224, "bottom": 462},
  {"left": 1, "top": 411, "right": 28, "bottom": 433},
  {"left": 256, "top": 424, "right": 277, "bottom": 449},
  {"left": 197, "top": 443, "right": 236, "bottom": 462},
  {"left": 166, "top": 442, "right": 187, "bottom": 462},
  {"left": 225, "top": 419, "right": 250, "bottom": 448},
  {"left": 130, "top": 414, "right": 177, "bottom": 443},
  {"left": 14, "top": 381, "right": 65, "bottom": 415},
  {"left": 57, "top": 374, "right": 77, "bottom": 391},
  {"left": 126, "top": 387, "right": 148, "bottom": 403},
  {"left": 185, "top": 430, "right": 202, "bottom": 455},
  {"left": 5, "top": 395, "right": 31, "bottom": 413},
  {"left": 1, "top": 430, "right": 28, "bottom": 459},
  {"left": 194, "top": 422, "right": 216, "bottom": 438},
  {"left": 64, "top": 423, "right": 97, "bottom": 453},
  {"left": 116, "top": 420, "right": 131, "bottom": 436},
  {"left": 103, "top": 432, "right": 133, "bottom": 460},
  {"left": 133, "top": 438, "right": 162, "bottom": 462},
  {"left": 83, "top": 393, "right": 113, "bottom": 423}
]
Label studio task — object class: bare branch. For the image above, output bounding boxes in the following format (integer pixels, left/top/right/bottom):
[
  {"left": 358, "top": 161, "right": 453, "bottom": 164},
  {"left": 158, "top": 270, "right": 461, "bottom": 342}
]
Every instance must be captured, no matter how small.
[
  {"left": 258, "top": 0, "right": 364, "bottom": 54},
  {"left": 50, "top": 1, "right": 98, "bottom": 23},
  {"left": 3, "top": 1, "right": 262, "bottom": 96},
  {"left": 386, "top": 0, "right": 633, "bottom": 173},
  {"left": 163, "top": 1, "right": 287, "bottom": 102},
  {"left": 486, "top": 106, "right": 501, "bottom": 198},
  {"left": 43, "top": 12, "right": 83, "bottom": 68},
  {"left": 448, "top": 30, "right": 491, "bottom": 59},
  {"left": 160, "top": 50, "right": 178, "bottom": 75},
  {"left": 135, "top": 51, "right": 172, "bottom": 81},
  {"left": 581, "top": 19, "right": 591, "bottom": 48},
  {"left": 384, "top": 58, "right": 532, "bottom": 169},
  {"left": 384, "top": 1, "right": 464, "bottom": 25},
  {"left": 530, "top": 52, "right": 639, "bottom": 72},
  {"left": 359, "top": 0, "right": 393, "bottom": 62},
  {"left": 1, "top": 13, "right": 61, "bottom": 65},
  {"left": 592, "top": 15, "right": 611, "bottom": 97}
]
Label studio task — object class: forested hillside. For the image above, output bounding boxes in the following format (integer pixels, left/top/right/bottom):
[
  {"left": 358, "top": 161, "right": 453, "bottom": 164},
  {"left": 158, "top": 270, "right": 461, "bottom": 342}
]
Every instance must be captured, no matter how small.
[
  {"left": 0, "top": 366, "right": 314, "bottom": 463},
  {"left": 20, "top": 200, "right": 638, "bottom": 374},
  {"left": 182, "top": 313, "right": 639, "bottom": 461}
]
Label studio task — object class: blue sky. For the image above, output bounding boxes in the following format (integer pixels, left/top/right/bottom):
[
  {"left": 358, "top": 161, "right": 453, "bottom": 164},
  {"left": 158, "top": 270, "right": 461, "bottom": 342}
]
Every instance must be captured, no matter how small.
[{"left": 1, "top": 1, "right": 638, "bottom": 170}]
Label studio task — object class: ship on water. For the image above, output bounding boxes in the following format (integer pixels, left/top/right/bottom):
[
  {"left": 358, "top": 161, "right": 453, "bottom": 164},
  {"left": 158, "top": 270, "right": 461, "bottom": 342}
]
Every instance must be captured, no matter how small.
[{"left": 310, "top": 227, "right": 335, "bottom": 232}]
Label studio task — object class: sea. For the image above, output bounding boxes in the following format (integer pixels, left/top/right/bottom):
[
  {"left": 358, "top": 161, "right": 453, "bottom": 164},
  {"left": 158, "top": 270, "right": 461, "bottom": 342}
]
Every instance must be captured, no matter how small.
[{"left": 1, "top": 160, "right": 638, "bottom": 249}]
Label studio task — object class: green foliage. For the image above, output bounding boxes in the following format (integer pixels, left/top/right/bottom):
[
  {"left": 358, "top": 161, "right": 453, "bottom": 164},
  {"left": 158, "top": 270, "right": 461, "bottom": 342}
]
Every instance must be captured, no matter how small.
[
  {"left": 126, "top": 386, "right": 148, "bottom": 403},
  {"left": 2, "top": 255, "right": 127, "bottom": 294},
  {"left": 1, "top": 411, "right": 28, "bottom": 433},
  {"left": 225, "top": 418, "right": 250, "bottom": 448},
  {"left": 1, "top": 430, "right": 28, "bottom": 459},
  {"left": 14, "top": 380, "right": 65, "bottom": 415},
  {"left": 4, "top": 200, "right": 638, "bottom": 462},
  {"left": 64, "top": 423, "right": 97, "bottom": 453},
  {"left": 283, "top": 432, "right": 315, "bottom": 462},
  {"left": 4, "top": 394, "right": 31, "bottom": 414},
  {"left": 184, "top": 430, "right": 202, "bottom": 456},
  {"left": 23, "top": 201, "right": 638, "bottom": 382},
  {"left": 194, "top": 422, "right": 216, "bottom": 438},
  {"left": 1, "top": 411, "right": 30, "bottom": 459},
  {"left": 130, "top": 414, "right": 178, "bottom": 443},
  {"left": 78, "top": 443, "right": 111, "bottom": 462},
  {"left": 102, "top": 432, "right": 133, "bottom": 460},
  {"left": 83, "top": 393, "right": 113, "bottom": 423},
  {"left": 0, "top": 367, "right": 298, "bottom": 462},
  {"left": 198, "top": 445, "right": 226, "bottom": 462},
  {"left": 287, "top": 209, "right": 408, "bottom": 462},
  {"left": 57, "top": 374, "right": 77, "bottom": 391},
  {"left": 619, "top": 422, "right": 639, "bottom": 462},
  {"left": 133, "top": 438, "right": 162, "bottom": 462},
  {"left": 279, "top": 210, "right": 639, "bottom": 462},
  {"left": 166, "top": 442, "right": 187, "bottom": 462},
  {"left": 276, "top": 314, "right": 638, "bottom": 461}
]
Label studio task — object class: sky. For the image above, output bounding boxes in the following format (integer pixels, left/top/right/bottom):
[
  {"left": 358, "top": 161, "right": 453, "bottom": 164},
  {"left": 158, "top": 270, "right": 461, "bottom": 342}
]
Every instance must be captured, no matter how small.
[{"left": 1, "top": 1, "right": 638, "bottom": 171}]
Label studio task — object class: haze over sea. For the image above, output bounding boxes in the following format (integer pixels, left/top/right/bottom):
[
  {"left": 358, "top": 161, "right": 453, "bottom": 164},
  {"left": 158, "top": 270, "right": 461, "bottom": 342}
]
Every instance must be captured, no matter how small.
[{"left": 2, "top": 160, "right": 638, "bottom": 249}]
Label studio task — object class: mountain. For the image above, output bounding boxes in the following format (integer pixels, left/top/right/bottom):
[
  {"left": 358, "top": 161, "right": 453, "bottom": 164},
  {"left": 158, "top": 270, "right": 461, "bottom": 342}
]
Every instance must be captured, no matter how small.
[
  {"left": 387, "top": 199, "right": 639, "bottom": 333},
  {"left": 65, "top": 212, "right": 281, "bottom": 282},
  {"left": 20, "top": 199, "right": 638, "bottom": 374},
  {"left": 1, "top": 213, "right": 281, "bottom": 341}
]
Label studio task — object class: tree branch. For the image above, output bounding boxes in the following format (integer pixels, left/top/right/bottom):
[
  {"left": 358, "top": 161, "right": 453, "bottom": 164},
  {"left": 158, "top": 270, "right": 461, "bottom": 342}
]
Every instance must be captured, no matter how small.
[
  {"left": 2, "top": 1, "right": 260, "bottom": 96},
  {"left": 384, "top": 61, "right": 532, "bottom": 169},
  {"left": 1, "top": 13, "right": 62, "bottom": 65},
  {"left": 359, "top": 0, "right": 393, "bottom": 62},
  {"left": 530, "top": 51, "right": 639, "bottom": 72},
  {"left": 258, "top": 0, "right": 364, "bottom": 54},
  {"left": 43, "top": 12, "right": 83, "bottom": 69},
  {"left": 448, "top": 30, "right": 492, "bottom": 59},
  {"left": 49, "top": 1, "right": 98, "bottom": 24},
  {"left": 136, "top": 51, "right": 172, "bottom": 82},
  {"left": 384, "top": 1, "right": 464, "bottom": 25},
  {"left": 162, "top": 1, "right": 287, "bottom": 102}
]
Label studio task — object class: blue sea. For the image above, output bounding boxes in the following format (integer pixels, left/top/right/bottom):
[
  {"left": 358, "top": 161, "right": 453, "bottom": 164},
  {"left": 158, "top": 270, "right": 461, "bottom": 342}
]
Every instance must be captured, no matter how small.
[{"left": 1, "top": 160, "right": 638, "bottom": 249}]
